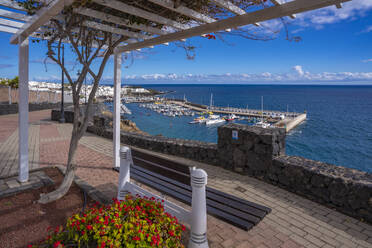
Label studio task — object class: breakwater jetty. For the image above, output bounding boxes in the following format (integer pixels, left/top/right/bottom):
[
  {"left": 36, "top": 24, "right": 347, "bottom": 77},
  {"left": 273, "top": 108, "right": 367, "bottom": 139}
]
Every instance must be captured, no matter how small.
[{"left": 168, "top": 100, "right": 306, "bottom": 132}]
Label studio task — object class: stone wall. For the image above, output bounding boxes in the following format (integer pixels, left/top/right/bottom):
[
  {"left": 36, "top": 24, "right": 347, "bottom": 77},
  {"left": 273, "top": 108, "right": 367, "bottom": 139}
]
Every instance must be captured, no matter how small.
[
  {"left": 0, "top": 103, "right": 67, "bottom": 116},
  {"left": 50, "top": 110, "right": 372, "bottom": 222},
  {"left": 87, "top": 125, "right": 219, "bottom": 166},
  {"left": 217, "top": 123, "right": 286, "bottom": 175},
  {"left": 273, "top": 156, "right": 372, "bottom": 222},
  {"left": 218, "top": 123, "right": 372, "bottom": 222}
]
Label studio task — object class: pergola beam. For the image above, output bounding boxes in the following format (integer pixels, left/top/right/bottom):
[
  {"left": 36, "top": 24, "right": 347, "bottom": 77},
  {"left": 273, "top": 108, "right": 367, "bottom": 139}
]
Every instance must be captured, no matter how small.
[
  {"left": 148, "top": 0, "right": 216, "bottom": 23},
  {"left": 270, "top": 0, "right": 296, "bottom": 19},
  {"left": 209, "top": 0, "right": 246, "bottom": 15},
  {"left": 0, "top": 24, "right": 19, "bottom": 34},
  {"left": 0, "top": 0, "right": 26, "bottom": 11},
  {"left": 83, "top": 20, "right": 153, "bottom": 40},
  {"left": 10, "top": 0, "right": 73, "bottom": 44},
  {"left": 92, "top": 0, "right": 189, "bottom": 30},
  {"left": 0, "top": 9, "right": 30, "bottom": 22},
  {"left": 0, "top": 18, "right": 24, "bottom": 28},
  {"left": 75, "top": 8, "right": 168, "bottom": 35},
  {"left": 209, "top": 0, "right": 260, "bottom": 26},
  {"left": 115, "top": 0, "right": 350, "bottom": 53}
]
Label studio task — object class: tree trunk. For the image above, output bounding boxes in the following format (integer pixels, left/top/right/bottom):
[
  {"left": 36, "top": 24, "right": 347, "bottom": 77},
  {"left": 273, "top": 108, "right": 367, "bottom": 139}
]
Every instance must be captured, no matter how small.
[{"left": 38, "top": 107, "right": 81, "bottom": 204}]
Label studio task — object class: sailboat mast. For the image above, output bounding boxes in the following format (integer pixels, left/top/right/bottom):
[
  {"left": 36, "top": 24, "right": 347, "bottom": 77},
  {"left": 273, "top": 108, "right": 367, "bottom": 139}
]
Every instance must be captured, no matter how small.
[
  {"left": 261, "top": 96, "right": 263, "bottom": 122},
  {"left": 287, "top": 104, "right": 288, "bottom": 117},
  {"left": 210, "top": 93, "right": 213, "bottom": 110}
]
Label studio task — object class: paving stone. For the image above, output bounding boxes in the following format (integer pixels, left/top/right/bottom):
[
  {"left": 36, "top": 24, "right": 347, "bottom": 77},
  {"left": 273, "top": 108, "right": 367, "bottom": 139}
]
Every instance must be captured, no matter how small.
[
  {"left": 280, "top": 240, "right": 301, "bottom": 248},
  {"left": 335, "top": 235, "right": 358, "bottom": 248},
  {"left": 343, "top": 221, "right": 365, "bottom": 232},
  {"left": 236, "top": 241, "right": 254, "bottom": 248},
  {"left": 6, "top": 179, "right": 20, "bottom": 188},
  {"left": 348, "top": 228, "right": 369, "bottom": 241},
  {"left": 322, "top": 245, "right": 335, "bottom": 248},
  {"left": 289, "top": 226, "right": 307, "bottom": 237},
  {"left": 319, "top": 234, "right": 341, "bottom": 247},
  {"left": 289, "top": 234, "right": 310, "bottom": 247},
  {"left": 317, "top": 226, "right": 337, "bottom": 238},
  {"left": 304, "top": 234, "right": 325, "bottom": 247},
  {"left": 221, "top": 238, "right": 235, "bottom": 248}
]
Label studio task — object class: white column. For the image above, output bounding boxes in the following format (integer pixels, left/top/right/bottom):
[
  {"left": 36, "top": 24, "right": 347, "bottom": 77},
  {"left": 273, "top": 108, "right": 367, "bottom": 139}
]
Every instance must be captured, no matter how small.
[
  {"left": 113, "top": 52, "right": 122, "bottom": 168},
  {"left": 18, "top": 35, "right": 29, "bottom": 183},
  {"left": 117, "top": 146, "right": 132, "bottom": 200},
  {"left": 189, "top": 167, "right": 209, "bottom": 248}
]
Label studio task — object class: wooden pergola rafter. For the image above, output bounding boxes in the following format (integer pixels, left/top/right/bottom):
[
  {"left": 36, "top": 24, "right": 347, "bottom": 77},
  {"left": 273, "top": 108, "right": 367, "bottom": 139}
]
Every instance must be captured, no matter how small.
[{"left": 0, "top": 0, "right": 350, "bottom": 187}]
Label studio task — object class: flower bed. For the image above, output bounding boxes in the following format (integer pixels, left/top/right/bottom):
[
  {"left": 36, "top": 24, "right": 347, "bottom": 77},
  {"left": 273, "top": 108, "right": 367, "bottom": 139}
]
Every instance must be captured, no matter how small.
[{"left": 29, "top": 195, "right": 186, "bottom": 248}]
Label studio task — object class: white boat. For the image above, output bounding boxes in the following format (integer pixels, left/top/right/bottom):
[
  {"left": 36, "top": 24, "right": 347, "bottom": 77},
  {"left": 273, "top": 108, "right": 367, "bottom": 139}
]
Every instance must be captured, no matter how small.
[
  {"left": 189, "top": 116, "right": 207, "bottom": 124},
  {"left": 205, "top": 118, "right": 225, "bottom": 125},
  {"left": 254, "top": 96, "right": 270, "bottom": 128},
  {"left": 225, "top": 113, "right": 237, "bottom": 121},
  {"left": 205, "top": 114, "right": 225, "bottom": 125},
  {"left": 120, "top": 104, "right": 132, "bottom": 114},
  {"left": 255, "top": 121, "right": 271, "bottom": 128}
]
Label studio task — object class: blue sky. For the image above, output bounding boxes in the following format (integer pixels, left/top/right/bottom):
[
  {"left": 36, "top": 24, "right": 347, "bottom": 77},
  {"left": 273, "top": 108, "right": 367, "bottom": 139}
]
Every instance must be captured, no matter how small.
[{"left": 1, "top": 0, "right": 372, "bottom": 84}]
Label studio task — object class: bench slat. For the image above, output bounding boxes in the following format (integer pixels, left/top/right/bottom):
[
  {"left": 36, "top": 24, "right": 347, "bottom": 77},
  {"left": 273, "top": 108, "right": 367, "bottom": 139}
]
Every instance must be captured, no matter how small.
[
  {"left": 130, "top": 169, "right": 254, "bottom": 230},
  {"left": 131, "top": 167, "right": 262, "bottom": 225},
  {"left": 132, "top": 150, "right": 190, "bottom": 174},
  {"left": 132, "top": 163, "right": 270, "bottom": 217}
]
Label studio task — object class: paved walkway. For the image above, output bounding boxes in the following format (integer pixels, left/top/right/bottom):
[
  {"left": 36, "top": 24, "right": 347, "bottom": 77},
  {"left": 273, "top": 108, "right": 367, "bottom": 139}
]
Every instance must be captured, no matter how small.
[{"left": 1, "top": 110, "right": 372, "bottom": 248}]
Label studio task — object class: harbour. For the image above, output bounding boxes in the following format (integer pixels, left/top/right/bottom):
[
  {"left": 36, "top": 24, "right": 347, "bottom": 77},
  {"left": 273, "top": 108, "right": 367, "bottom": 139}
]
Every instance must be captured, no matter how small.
[{"left": 123, "top": 95, "right": 307, "bottom": 132}]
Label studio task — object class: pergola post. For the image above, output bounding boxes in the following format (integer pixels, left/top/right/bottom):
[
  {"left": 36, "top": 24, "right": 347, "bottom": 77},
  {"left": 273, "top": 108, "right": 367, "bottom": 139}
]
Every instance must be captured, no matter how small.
[
  {"left": 113, "top": 52, "right": 122, "bottom": 168},
  {"left": 18, "top": 35, "right": 29, "bottom": 183}
]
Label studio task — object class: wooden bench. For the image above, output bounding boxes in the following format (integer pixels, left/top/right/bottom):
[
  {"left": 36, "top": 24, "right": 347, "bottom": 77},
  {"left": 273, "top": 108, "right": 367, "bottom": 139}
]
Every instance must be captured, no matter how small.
[{"left": 114, "top": 149, "right": 271, "bottom": 231}]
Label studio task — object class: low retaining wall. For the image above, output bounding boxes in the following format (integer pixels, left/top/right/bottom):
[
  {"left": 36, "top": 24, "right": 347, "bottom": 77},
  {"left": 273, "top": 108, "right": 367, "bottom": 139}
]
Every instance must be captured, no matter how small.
[
  {"left": 272, "top": 156, "right": 372, "bottom": 222},
  {"left": 218, "top": 124, "right": 372, "bottom": 222},
  {"left": 51, "top": 109, "right": 372, "bottom": 222},
  {"left": 0, "top": 103, "right": 67, "bottom": 116},
  {"left": 0, "top": 85, "right": 62, "bottom": 104},
  {"left": 87, "top": 125, "right": 219, "bottom": 166}
]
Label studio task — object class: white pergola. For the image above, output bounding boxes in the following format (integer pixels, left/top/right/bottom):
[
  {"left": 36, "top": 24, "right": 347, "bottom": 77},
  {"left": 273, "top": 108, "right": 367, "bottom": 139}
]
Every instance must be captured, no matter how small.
[{"left": 0, "top": 0, "right": 349, "bottom": 182}]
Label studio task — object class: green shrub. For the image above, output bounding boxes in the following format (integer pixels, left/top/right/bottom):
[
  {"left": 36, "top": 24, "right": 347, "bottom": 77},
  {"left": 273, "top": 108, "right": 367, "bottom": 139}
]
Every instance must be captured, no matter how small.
[
  {"left": 0, "top": 76, "right": 19, "bottom": 88},
  {"left": 29, "top": 195, "right": 186, "bottom": 248}
]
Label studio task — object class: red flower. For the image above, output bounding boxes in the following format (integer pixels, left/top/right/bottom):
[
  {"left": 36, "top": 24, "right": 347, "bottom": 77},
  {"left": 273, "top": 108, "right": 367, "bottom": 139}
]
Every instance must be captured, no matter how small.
[
  {"left": 132, "top": 236, "right": 140, "bottom": 241},
  {"left": 100, "top": 241, "right": 106, "bottom": 248},
  {"left": 87, "top": 225, "right": 93, "bottom": 230},
  {"left": 53, "top": 241, "right": 62, "bottom": 248}
]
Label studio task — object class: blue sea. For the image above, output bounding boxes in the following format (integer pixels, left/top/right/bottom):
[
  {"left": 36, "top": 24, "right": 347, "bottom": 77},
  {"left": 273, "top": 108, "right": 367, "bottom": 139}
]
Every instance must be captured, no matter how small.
[{"left": 111, "top": 85, "right": 372, "bottom": 173}]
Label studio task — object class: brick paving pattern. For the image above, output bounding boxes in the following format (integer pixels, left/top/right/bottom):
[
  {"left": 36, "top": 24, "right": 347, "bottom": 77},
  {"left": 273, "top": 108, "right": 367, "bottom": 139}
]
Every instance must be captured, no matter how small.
[{"left": 0, "top": 109, "right": 371, "bottom": 248}]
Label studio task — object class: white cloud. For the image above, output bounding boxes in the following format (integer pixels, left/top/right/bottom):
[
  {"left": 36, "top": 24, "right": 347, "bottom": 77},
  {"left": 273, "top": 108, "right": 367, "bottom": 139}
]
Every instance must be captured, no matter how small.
[
  {"left": 293, "top": 65, "right": 305, "bottom": 76},
  {"left": 360, "top": 25, "right": 372, "bottom": 33},
  {"left": 362, "top": 58, "right": 372, "bottom": 63},
  {"left": 290, "top": 0, "right": 372, "bottom": 29},
  {"left": 121, "top": 66, "right": 372, "bottom": 84}
]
